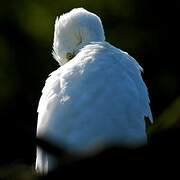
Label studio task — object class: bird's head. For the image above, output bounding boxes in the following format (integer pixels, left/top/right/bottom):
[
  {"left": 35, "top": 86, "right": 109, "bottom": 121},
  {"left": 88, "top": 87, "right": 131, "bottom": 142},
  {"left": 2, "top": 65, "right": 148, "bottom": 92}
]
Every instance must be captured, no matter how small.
[{"left": 52, "top": 8, "right": 105, "bottom": 66}]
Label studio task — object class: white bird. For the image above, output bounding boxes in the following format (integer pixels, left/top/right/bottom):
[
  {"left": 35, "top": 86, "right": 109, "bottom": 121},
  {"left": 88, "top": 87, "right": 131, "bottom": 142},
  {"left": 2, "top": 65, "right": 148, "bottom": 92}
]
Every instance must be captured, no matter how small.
[{"left": 35, "top": 8, "right": 153, "bottom": 174}]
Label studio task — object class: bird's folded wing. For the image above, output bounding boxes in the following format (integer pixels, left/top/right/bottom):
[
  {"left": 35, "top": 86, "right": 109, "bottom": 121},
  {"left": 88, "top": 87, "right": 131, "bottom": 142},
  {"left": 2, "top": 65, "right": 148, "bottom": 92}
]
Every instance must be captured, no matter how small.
[{"left": 36, "top": 42, "right": 152, "bottom": 150}]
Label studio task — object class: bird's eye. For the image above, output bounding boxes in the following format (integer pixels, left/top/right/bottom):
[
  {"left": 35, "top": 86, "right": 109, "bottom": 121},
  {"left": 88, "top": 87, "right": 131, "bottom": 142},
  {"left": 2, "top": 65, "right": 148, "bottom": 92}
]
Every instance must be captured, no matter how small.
[{"left": 66, "top": 52, "right": 75, "bottom": 61}]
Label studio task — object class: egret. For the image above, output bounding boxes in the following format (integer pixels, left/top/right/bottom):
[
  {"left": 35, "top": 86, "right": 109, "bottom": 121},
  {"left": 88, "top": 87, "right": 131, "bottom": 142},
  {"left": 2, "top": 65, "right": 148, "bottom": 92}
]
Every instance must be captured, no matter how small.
[{"left": 35, "top": 8, "right": 153, "bottom": 174}]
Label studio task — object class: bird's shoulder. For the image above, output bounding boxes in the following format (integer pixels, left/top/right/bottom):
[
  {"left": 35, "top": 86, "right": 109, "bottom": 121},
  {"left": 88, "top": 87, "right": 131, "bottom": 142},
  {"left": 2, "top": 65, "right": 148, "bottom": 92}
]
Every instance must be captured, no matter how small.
[
  {"left": 38, "top": 42, "right": 142, "bottom": 111},
  {"left": 75, "top": 42, "right": 142, "bottom": 73}
]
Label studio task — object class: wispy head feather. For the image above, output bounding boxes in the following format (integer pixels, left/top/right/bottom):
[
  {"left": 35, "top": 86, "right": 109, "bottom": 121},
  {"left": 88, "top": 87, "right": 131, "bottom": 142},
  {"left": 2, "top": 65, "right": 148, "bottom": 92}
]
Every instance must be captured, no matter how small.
[{"left": 52, "top": 8, "right": 105, "bottom": 66}]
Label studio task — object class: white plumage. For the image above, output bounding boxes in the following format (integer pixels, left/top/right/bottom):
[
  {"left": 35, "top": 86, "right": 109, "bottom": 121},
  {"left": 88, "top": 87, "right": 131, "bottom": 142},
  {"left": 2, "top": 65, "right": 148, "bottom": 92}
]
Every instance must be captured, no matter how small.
[{"left": 36, "top": 8, "right": 152, "bottom": 173}]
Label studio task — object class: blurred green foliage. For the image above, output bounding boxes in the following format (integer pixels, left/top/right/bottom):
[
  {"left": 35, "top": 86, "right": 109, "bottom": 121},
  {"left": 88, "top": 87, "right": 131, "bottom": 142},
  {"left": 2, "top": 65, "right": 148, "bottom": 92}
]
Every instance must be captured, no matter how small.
[
  {"left": 148, "top": 96, "right": 180, "bottom": 135},
  {"left": 0, "top": 164, "right": 38, "bottom": 180}
]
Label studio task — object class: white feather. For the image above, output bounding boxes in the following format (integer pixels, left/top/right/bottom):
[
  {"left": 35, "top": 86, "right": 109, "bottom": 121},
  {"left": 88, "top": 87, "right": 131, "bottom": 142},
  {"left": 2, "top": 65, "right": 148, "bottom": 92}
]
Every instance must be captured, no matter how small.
[{"left": 36, "top": 8, "right": 153, "bottom": 174}]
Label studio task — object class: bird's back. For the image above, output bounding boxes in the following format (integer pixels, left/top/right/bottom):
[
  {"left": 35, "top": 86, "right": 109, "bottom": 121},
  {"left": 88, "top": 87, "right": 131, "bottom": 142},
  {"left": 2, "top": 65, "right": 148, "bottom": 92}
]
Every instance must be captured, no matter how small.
[{"left": 36, "top": 42, "right": 152, "bottom": 172}]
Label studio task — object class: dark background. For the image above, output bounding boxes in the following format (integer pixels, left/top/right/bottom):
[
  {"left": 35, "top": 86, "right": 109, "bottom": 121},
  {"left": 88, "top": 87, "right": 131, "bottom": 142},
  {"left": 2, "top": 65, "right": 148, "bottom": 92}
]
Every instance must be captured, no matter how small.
[{"left": 0, "top": 0, "right": 179, "bottom": 177}]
